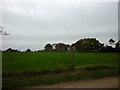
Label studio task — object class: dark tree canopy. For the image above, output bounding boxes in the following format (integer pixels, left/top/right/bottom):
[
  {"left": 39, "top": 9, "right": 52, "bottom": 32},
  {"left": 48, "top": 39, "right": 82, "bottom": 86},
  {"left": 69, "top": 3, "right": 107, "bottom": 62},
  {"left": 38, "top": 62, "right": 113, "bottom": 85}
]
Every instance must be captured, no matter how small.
[
  {"left": 44, "top": 44, "right": 53, "bottom": 51},
  {"left": 55, "top": 43, "right": 70, "bottom": 51},
  {"left": 71, "top": 38, "right": 104, "bottom": 52},
  {"left": 109, "top": 39, "right": 115, "bottom": 47},
  {"left": 5, "top": 48, "right": 18, "bottom": 52},
  {"left": 3, "top": 38, "right": 119, "bottom": 53},
  {"left": 116, "top": 40, "right": 120, "bottom": 48},
  {"left": 115, "top": 40, "right": 120, "bottom": 52},
  {"left": 26, "top": 48, "right": 31, "bottom": 52}
]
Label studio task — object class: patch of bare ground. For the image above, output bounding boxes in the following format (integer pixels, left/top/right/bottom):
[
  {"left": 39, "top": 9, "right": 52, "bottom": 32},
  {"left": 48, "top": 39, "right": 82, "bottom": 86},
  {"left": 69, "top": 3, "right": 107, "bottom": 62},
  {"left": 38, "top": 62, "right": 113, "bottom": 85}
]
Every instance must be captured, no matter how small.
[{"left": 26, "top": 76, "right": 119, "bottom": 88}]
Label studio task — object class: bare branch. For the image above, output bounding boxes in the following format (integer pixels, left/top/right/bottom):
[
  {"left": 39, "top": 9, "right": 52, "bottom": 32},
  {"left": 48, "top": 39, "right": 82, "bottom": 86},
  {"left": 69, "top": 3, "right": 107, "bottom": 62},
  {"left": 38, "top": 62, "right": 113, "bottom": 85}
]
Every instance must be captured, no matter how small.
[{"left": 0, "top": 26, "right": 10, "bottom": 35}]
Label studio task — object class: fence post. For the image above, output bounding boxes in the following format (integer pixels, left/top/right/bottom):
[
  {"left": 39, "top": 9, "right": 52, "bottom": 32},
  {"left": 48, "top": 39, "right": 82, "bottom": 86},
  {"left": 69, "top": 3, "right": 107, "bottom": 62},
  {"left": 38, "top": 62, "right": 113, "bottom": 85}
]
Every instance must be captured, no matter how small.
[
  {"left": 70, "top": 47, "right": 75, "bottom": 70},
  {"left": 72, "top": 51, "right": 75, "bottom": 69}
]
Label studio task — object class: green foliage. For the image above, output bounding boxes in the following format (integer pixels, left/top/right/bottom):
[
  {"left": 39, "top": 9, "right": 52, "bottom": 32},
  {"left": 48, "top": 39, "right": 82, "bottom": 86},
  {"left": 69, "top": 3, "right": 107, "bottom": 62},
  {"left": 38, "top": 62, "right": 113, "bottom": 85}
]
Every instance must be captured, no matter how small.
[
  {"left": 55, "top": 43, "right": 70, "bottom": 51},
  {"left": 26, "top": 48, "right": 31, "bottom": 52},
  {"left": 72, "top": 38, "right": 104, "bottom": 52},
  {"left": 44, "top": 44, "right": 53, "bottom": 51},
  {"left": 109, "top": 39, "right": 115, "bottom": 47}
]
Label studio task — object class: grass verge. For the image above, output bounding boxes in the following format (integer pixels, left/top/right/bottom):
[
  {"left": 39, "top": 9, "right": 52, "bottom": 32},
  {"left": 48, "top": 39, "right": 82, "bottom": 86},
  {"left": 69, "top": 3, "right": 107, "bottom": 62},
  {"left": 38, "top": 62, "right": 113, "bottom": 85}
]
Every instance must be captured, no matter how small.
[{"left": 3, "top": 64, "right": 118, "bottom": 89}]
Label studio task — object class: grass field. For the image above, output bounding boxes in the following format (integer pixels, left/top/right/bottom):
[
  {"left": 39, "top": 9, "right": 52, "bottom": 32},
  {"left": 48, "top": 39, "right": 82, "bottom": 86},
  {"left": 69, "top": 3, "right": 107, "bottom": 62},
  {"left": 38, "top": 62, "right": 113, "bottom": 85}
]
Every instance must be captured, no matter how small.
[
  {"left": 2, "top": 52, "right": 119, "bottom": 88},
  {"left": 3, "top": 52, "right": 118, "bottom": 73}
]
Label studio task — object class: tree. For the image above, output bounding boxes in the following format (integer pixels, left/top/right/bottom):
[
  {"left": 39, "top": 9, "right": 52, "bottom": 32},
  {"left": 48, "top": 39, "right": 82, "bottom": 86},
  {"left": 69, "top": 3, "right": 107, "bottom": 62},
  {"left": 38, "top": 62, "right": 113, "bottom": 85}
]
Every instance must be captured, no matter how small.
[
  {"left": 71, "top": 38, "right": 104, "bottom": 52},
  {"left": 5, "top": 48, "right": 12, "bottom": 52},
  {"left": 115, "top": 40, "right": 120, "bottom": 52},
  {"left": 44, "top": 44, "right": 53, "bottom": 51},
  {"left": 109, "top": 39, "right": 115, "bottom": 47},
  {"left": 5, "top": 48, "right": 18, "bottom": 52},
  {"left": 26, "top": 48, "right": 31, "bottom": 52},
  {"left": 115, "top": 40, "right": 120, "bottom": 49},
  {"left": 55, "top": 43, "right": 70, "bottom": 51},
  {"left": 103, "top": 46, "right": 114, "bottom": 52}
]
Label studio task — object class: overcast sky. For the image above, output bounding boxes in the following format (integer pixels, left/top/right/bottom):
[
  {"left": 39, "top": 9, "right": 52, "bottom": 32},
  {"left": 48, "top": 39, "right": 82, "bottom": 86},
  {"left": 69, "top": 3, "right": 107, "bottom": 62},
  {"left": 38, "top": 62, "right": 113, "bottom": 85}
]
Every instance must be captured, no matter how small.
[{"left": 1, "top": 1, "right": 118, "bottom": 51}]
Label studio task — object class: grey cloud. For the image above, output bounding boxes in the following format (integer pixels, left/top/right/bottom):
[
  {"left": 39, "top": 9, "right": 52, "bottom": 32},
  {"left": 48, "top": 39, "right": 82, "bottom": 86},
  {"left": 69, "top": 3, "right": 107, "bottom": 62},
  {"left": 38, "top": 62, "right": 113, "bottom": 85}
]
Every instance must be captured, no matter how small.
[{"left": 2, "top": 2, "right": 118, "bottom": 50}]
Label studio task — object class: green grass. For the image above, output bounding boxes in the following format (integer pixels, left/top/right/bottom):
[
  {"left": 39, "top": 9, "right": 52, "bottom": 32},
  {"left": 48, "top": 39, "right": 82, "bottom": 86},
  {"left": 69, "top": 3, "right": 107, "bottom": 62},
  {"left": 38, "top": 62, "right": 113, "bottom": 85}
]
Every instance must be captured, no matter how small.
[
  {"left": 3, "top": 52, "right": 118, "bottom": 73},
  {"left": 2, "top": 52, "right": 119, "bottom": 88}
]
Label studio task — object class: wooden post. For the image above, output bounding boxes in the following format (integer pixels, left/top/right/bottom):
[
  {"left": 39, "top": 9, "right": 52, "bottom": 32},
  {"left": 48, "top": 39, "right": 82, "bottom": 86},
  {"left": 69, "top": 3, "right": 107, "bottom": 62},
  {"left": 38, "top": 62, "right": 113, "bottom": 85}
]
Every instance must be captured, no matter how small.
[
  {"left": 71, "top": 47, "right": 75, "bottom": 69},
  {"left": 72, "top": 51, "right": 75, "bottom": 69}
]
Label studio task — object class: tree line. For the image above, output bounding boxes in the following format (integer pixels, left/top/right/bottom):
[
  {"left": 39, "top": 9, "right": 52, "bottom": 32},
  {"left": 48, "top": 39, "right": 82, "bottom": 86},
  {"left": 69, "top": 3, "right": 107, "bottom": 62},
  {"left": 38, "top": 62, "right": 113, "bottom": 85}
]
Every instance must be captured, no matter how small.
[
  {"left": 2, "top": 38, "right": 120, "bottom": 53},
  {"left": 44, "top": 38, "right": 120, "bottom": 53}
]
